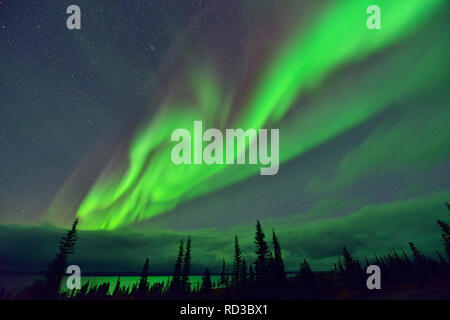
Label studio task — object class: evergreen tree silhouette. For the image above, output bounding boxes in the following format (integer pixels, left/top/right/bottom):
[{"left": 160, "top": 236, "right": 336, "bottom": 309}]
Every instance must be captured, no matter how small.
[
  {"left": 364, "top": 256, "right": 371, "bottom": 269},
  {"left": 136, "top": 257, "right": 149, "bottom": 298},
  {"left": 248, "top": 265, "right": 255, "bottom": 284},
  {"left": 408, "top": 242, "right": 429, "bottom": 281},
  {"left": 341, "top": 245, "right": 363, "bottom": 289},
  {"left": 342, "top": 245, "right": 361, "bottom": 272},
  {"left": 435, "top": 250, "right": 448, "bottom": 266},
  {"left": 408, "top": 242, "right": 427, "bottom": 264},
  {"left": 336, "top": 256, "right": 344, "bottom": 273},
  {"left": 181, "top": 236, "right": 192, "bottom": 293},
  {"left": 16, "top": 203, "right": 450, "bottom": 300},
  {"left": 401, "top": 249, "right": 411, "bottom": 264},
  {"left": 41, "top": 218, "right": 79, "bottom": 298},
  {"left": 240, "top": 258, "right": 248, "bottom": 287},
  {"left": 254, "top": 220, "right": 271, "bottom": 284},
  {"left": 272, "top": 229, "right": 286, "bottom": 285},
  {"left": 170, "top": 238, "right": 184, "bottom": 295},
  {"left": 225, "top": 267, "right": 230, "bottom": 288},
  {"left": 112, "top": 276, "right": 121, "bottom": 297},
  {"left": 268, "top": 252, "right": 275, "bottom": 282},
  {"left": 437, "top": 219, "right": 450, "bottom": 261},
  {"left": 220, "top": 258, "right": 228, "bottom": 287},
  {"left": 232, "top": 235, "right": 242, "bottom": 287},
  {"left": 201, "top": 268, "right": 212, "bottom": 295},
  {"left": 298, "top": 259, "right": 316, "bottom": 297}
]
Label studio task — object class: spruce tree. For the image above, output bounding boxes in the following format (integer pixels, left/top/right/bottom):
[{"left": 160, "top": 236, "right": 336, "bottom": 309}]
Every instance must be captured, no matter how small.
[
  {"left": 170, "top": 238, "right": 184, "bottom": 294},
  {"left": 240, "top": 258, "right": 247, "bottom": 287},
  {"left": 136, "top": 258, "right": 149, "bottom": 298},
  {"left": 248, "top": 265, "right": 255, "bottom": 284},
  {"left": 341, "top": 245, "right": 363, "bottom": 288},
  {"left": 408, "top": 242, "right": 429, "bottom": 281},
  {"left": 437, "top": 219, "right": 450, "bottom": 261},
  {"left": 220, "top": 258, "right": 227, "bottom": 287},
  {"left": 298, "top": 259, "right": 313, "bottom": 278},
  {"left": 342, "top": 245, "right": 361, "bottom": 273},
  {"left": 112, "top": 276, "right": 121, "bottom": 297},
  {"left": 336, "top": 256, "right": 344, "bottom": 273},
  {"left": 182, "top": 236, "right": 192, "bottom": 293},
  {"left": 225, "top": 267, "right": 230, "bottom": 287},
  {"left": 401, "top": 249, "right": 411, "bottom": 264},
  {"left": 254, "top": 220, "right": 271, "bottom": 283},
  {"left": 272, "top": 230, "right": 286, "bottom": 284},
  {"left": 298, "top": 259, "right": 316, "bottom": 297},
  {"left": 232, "top": 235, "right": 242, "bottom": 287},
  {"left": 408, "top": 242, "right": 427, "bottom": 264},
  {"left": 435, "top": 250, "right": 447, "bottom": 266},
  {"left": 364, "top": 256, "right": 370, "bottom": 269},
  {"left": 42, "top": 218, "right": 79, "bottom": 298},
  {"left": 202, "top": 268, "right": 212, "bottom": 294}
]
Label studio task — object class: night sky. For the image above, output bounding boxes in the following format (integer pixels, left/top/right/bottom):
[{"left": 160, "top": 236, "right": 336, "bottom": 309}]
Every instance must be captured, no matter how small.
[{"left": 0, "top": 0, "right": 449, "bottom": 273}]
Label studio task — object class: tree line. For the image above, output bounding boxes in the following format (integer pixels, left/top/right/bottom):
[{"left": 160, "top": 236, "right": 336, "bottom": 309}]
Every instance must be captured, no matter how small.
[{"left": 3, "top": 203, "right": 450, "bottom": 299}]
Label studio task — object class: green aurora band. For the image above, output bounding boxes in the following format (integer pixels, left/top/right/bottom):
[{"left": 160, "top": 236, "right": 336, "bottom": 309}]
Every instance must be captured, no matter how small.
[{"left": 48, "top": 0, "right": 447, "bottom": 230}]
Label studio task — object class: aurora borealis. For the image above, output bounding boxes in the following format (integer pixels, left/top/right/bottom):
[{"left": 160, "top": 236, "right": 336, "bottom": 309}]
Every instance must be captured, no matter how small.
[{"left": 0, "top": 0, "right": 449, "bottom": 273}]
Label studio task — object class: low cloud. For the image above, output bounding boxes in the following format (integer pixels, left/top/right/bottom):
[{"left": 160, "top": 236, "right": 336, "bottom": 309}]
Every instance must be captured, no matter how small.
[{"left": 1, "top": 191, "right": 448, "bottom": 274}]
